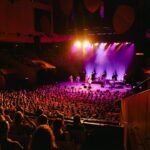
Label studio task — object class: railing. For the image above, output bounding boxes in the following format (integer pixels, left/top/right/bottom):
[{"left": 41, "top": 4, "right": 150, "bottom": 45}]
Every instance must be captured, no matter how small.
[{"left": 64, "top": 117, "right": 120, "bottom": 127}]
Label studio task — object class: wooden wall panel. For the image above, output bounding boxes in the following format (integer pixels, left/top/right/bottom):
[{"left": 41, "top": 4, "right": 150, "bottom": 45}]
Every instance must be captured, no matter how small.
[
  {"left": 0, "top": 0, "right": 34, "bottom": 34},
  {"left": 121, "top": 90, "right": 150, "bottom": 146}
]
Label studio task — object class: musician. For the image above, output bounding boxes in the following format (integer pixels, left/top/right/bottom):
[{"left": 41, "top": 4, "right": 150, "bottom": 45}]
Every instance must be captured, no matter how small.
[
  {"left": 112, "top": 71, "right": 118, "bottom": 81},
  {"left": 76, "top": 76, "right": 80, "bottom": 83},
  {"left": 87, "top": 77, "right": 92, "bottom": 87},
  {"left": 92, "top": 70, "right": 96, "bottom": 81},
  {"left": 101, "top": 70, "right": 107, "bottom": 80},
  {"left": 123, "top": 73, "right": 127, "bottom": 83},
  {"left": 69, "top": 75, "right": 73, "bottom": 83}
]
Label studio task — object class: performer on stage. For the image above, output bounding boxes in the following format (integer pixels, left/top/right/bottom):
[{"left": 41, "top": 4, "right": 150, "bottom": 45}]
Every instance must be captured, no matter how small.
[
  {"left": 101, "top": 70, "right": 107, "bottom": 80},
  {"left": 87, "top": 77, "right": 92, "bottom": 87},
  {"left": 123, "top": 73, "right": 127, "bottom": 83},
  {"left": 92, "top": 70, "right": 96, "bottom": 81},
  {"left": 76, "top": 75, "right": 80, "bottom": 83},
  {"left": 69, "top": 75, "right": 73, "bottom": 83},
  {"left": 112, "top": 71, "right": 118, "bottom": 81}
]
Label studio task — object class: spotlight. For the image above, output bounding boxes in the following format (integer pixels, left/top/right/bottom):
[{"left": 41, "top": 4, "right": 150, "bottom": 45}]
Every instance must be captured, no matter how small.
[
  {"left": 115, "top": 42, "right": 120, "bottom": 45},
  {"left": 83, "top": 40, "right": 91, "bottom": 49},
  {"left": 136, "top": 52, "right": 144, "bottom": 56},
  {"left": 91, "top": 44, "right": 94, "bottom": 49},
  {"left": 94, "top": 42, "right": 99, "bottom": 47},
  {"left": 74, "top": 41, "right": 82, "bottom": 49}
]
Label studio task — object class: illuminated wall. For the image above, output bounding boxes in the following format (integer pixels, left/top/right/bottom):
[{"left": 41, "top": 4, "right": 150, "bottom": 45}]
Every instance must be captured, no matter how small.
[{"left": 0, "top": 0, "right": 51, "bottom": 42}]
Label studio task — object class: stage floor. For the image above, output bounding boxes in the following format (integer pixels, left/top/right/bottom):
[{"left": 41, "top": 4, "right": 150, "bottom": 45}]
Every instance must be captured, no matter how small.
[{"left": 57, "top": 81, "right": 132, "bottom": 93}]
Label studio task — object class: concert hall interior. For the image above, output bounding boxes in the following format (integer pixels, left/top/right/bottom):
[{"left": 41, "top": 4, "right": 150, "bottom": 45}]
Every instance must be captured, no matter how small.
[{"left": 0, "top": 1, "right": 150, "bottom": 150}]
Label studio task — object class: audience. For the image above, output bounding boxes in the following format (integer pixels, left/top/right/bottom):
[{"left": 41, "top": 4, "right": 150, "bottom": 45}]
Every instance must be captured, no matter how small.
[
  {"left": 0, "top": 84, "right": 127, "bottom": 122},
  {"left": 9, "top": 111, "right": 35, "bottom": 150},
  {"left": 0, "top": 83, "right": 130, "bottom": 150}
]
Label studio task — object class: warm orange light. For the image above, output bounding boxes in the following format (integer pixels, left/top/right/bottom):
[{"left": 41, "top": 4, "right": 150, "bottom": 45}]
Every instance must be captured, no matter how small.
[
  {"left": 83, "top": 40, "right": 91, "bottom": 48},
  {"left": 94, "top": 42, "right": 99, "bottom": 47},
  {"left": 74, "top": 40, "right": 82, "bottom": 48},
  {"left": 136, "top": 52, "right": 144, "bottom": 56}
]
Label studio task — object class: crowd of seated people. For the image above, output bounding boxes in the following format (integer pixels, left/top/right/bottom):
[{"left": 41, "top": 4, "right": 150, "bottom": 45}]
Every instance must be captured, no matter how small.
[
  {"left": 0, "top": 84, "right": 128, "bottom": 122},
  {"left": 0, "top": 108, "right": 87, "bottom": 150},
  {"left": 0, "top": 84, "right": 129, "bottom": 149}
]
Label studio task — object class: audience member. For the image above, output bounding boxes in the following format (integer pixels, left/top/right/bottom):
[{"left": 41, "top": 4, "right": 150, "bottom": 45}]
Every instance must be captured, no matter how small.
[
  {"left": 37, "top": 114, "right": 48, "bottom": 125},
  {"left": 0, "top": 117, "right": 23, "bottom": 150},
  {"left": 67, "top": 114, "right": 85, "bottom": 150},
  {"left": 53, "top": 118, "right": 66, "bottom": 142},
  {"left": 30, "top": 125, "right": 57, "bottom": 150}
]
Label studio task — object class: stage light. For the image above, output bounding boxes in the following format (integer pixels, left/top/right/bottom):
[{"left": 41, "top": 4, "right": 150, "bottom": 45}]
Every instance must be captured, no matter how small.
[
  {"left": 100, "top": 43, "right": 106, "bottom": 47},
  {"left": 115, "top": 42, "right": 120, "bottom": 45},
  {"left": 94, "top": 42, "right": 99, "bottom": 47},
  {"left": 74, "top": 40, "right": 82, "bottom": 49},
  {"left": 83, "top": 40, "right": 91, "bottom": 49},
  {"left": 136, "top": 52, "right": 144, "bottom": 56},
  {"left": 116, "top": 43, "right": 123, "bottom": 51},
  {"left": 91, "top": 44, "right": 94, "bottom": 49},
  {"left": 104, "top": 43, "right": 110, "bottom": 50}
]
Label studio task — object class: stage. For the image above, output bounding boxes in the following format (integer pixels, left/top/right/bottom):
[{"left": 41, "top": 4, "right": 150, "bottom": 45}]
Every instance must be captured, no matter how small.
[{"left": 57, "top": 81, "right": 132, "bottom": 93}]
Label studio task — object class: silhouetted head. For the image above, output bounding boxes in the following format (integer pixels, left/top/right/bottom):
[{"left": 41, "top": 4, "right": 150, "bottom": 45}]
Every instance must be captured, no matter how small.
[
  {"left": 73, "top": 114, "right": 81, "bottom": 126},
  {"left": 14, "top": 111, "right": 24, "bottom": 124},
  {"left": 30, "top": 125, "right": 57, "bottom": 150},
  {"left": 53, "top": 118, "right": 63, "bottom": 131},
  {"left": 57, "top": 113, "right": 64, "bottom": 120},
  {"left": 37, "top": 114, "right": 48, "bottom": 125},
  {"left": 36, "top": 108, "right": 43, "bottom": 117}
]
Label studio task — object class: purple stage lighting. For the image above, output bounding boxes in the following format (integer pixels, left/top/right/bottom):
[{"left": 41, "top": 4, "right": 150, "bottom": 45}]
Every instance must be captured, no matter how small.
[
  {"left": 85, "top": 63, "right": 94, "bottom": 81},
  {"left": 85, "top": 42, "right": 134, "bottom": 81}
]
